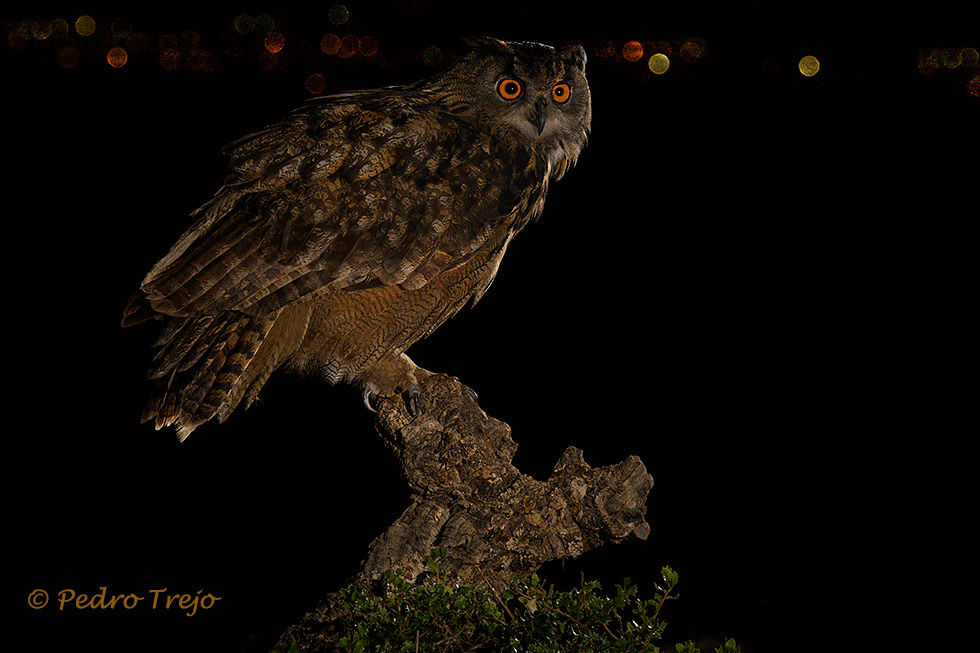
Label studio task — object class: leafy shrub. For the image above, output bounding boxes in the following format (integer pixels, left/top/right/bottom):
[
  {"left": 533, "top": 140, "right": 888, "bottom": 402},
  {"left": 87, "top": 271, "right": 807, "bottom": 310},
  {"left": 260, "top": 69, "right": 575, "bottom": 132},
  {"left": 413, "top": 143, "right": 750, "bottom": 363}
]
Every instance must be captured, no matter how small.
[{"left": 295, "top": 548, "right": 741, "bottom": 653}]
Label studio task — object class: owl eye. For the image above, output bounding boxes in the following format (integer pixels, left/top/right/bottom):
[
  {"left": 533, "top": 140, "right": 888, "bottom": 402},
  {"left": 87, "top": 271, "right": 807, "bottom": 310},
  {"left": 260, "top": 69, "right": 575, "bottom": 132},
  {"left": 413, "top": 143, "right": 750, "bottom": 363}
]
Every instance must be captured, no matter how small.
[
  {"left": 552, "top": 82, "right": 571, "bottom": 104},
  {"left": 497, "top": 78, "right": 523, "bottom": 100}
]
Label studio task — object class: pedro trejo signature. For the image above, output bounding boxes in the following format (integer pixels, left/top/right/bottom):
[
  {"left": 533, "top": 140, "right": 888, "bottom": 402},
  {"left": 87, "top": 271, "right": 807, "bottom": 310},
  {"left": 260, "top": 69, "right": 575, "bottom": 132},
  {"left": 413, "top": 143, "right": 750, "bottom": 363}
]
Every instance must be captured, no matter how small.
[{"left": 28, "top": 586, "right": 221, "bottom": 617}]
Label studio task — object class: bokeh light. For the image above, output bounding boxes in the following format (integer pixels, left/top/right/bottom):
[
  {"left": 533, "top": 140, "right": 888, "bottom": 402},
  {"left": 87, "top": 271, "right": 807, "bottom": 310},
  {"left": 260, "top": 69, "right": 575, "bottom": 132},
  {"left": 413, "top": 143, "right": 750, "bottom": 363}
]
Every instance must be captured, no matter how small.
[
  {"left": 941, "top": 49, "right": 962, "bottom": 68},
  {"left": 180, "top": 30, "right": 201, "bottom": 50},
  {"left": 321, "top": 34, "right": 341, "bottom": 55},
  {"left": 359, "top": 36, "right": 379, "bottom": 57},
  {"left": 264, "top": 32, "right": 285, "bottom": 54},
  {"left": 158, "top": 33, "right": 178, "bottom": 51},
  {"left": 8, "top": 23, "right": 29, "bottom": 49},
  {"left": 963, "top": 47, "right": 979, "bottom": 67},
  {"left": 329, "top": 4, "right": 350, "bottom": 26},
  {"left": 799, "top": 55, "right": 820, "bottom": 76},
  {"left": 110, "top": 18, "right": 132, "bottom": 40},
  {"left": 234, "top": 14, "right": 255, "bottom": 35},
  {"left": 917, "top": 50, "right": 938, "bottom": 74},
  {"left": 968, "top": 76, "right": 980, "bottom": 98},
  {"left": 255, "top": 14, "right": 275, "bottom": 33},
  {"left": 159, "top": 49, "right": 180, "bottom": 71},
  {"left": 622, "top": 41, "right": 643, "bottom": 62},
  {"left": 127, "top": 32, "right": 150, "bottom": 54},
  {"left": 200, "top": 52, "right": 219, "bottom": 72},
  {"left": 3, "top": 11, "right": 973, "bottom": 105},
  {"left": 594, "top": 41, "right": 615, "bottom": 61},
  {"left": 259, "top": 51, "right": 280, "bottom": 71},
  {"left": 648, "top": 53, "right": 670, "bottom": 74},
  {"left": 32, "top": 19, "right": 53, "bottom": 40},
  {"left": 186, "top": 49, "right": 216, "bottom": 71},
  {"left": 338, "top": 35, "right": 359, "bottom": 58},
  {"left": 185, "top": 50, "right": 202, "bottom": 70},
  {"left": 306, "top": 73, "right": 327, "bottom": 94},
  {"left": 51, "top": 18, "right": 70, "bottom": 39},
  {"left": 75, "top": 15, "right": 96, "bottom": 37},
  {"left": 917, "top": 47, "right": 979, "bottom": 75},
  {"left": 56, "top": 46, "right": 79, "bottom": 69},
  {"left": 680, "top": 38, "right": 705, "bottom": 62},
  {"left": 107, "top": 46, "right": 128, "bottom": 68},
  {"left": 422, "top": 45, "right": 443, "bottom": 67}
]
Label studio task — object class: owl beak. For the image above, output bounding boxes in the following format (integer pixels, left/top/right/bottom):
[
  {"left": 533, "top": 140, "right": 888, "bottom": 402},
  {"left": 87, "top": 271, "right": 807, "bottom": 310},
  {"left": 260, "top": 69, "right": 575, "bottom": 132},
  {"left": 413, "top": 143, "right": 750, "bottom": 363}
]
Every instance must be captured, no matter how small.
[{"left": 527, "top": 100, "right": 548, "bottom": 136}]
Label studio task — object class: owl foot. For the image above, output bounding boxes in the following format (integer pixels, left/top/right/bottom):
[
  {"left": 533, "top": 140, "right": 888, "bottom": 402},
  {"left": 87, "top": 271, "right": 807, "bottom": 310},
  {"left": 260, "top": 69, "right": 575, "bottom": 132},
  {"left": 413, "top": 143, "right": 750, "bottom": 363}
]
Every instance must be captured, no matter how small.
[
  {"left": 361, "top": 383, "right": 422, "bottom": 416},
  {"left": 358, "top": 353, "right": 428, "bottom": 416}
]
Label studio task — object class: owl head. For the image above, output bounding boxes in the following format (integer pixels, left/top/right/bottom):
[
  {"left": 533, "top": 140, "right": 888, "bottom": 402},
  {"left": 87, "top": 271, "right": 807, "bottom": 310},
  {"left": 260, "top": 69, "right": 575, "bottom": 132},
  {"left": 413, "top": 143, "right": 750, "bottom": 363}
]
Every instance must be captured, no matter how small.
[{"left": 425, "top": 37, "right": 591, "bottom": 161}]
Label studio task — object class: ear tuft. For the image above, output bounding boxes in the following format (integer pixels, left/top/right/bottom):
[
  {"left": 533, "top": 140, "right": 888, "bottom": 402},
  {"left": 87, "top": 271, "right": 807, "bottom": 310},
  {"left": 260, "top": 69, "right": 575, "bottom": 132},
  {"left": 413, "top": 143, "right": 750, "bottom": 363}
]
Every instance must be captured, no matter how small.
[
  {"left": 461, "top": 36, "right": 512, "bottom": 53},
  {"left": 561, "top": 44, "right": 587, "bottom": 71}
]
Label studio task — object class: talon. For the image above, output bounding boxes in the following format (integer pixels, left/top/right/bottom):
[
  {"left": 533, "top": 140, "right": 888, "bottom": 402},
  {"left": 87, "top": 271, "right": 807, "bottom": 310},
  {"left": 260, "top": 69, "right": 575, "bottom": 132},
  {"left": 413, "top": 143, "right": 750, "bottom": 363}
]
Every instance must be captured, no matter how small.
[
  {"left": 406, "top": 386, "right": 421, "bottom": 417},
  {"left": 464, "top": 384, "right": 479, "bottom": 403},
  {"left": 362, "top": 385, "right": 378, "bottom": 413}
]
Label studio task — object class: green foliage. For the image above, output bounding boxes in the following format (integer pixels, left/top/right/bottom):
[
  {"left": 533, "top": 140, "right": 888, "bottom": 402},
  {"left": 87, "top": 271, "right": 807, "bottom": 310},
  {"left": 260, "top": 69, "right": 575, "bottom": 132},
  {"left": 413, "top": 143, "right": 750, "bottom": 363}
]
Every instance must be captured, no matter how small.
[
  {"left": 674, "top": 640, "right": 741, "bottom": 653},
  {"left": 328, "top": 548, "right": 739, "bottom": 653}
]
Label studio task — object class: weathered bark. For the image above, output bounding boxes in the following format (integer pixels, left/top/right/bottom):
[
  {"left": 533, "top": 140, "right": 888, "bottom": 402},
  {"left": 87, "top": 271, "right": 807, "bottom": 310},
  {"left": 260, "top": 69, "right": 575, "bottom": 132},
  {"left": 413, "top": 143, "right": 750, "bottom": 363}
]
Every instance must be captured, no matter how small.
[{"left": 273, "top": 372, "right": 653, "bottom": 651}]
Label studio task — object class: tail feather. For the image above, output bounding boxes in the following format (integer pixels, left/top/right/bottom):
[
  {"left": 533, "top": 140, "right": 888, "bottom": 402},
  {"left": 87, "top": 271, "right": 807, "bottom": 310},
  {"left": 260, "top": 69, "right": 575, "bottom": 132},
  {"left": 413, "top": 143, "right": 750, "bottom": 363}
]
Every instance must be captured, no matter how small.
[
  {"left": 140, "top": 310, "right": 278, "bottom": 440},
  {"left": 149, "top": 316, "right": 217, "bottom": 379},
  {"left": 176, "top": 316, "right": 245, "bottom": 419},
  {"left": 197, "top": 330, "right": 257, "bottom": 420},
  {"left": 141, "top": 370, "right": 173, "bottom": 425},
  {"left": 174, "top": 315, "right": 234, "bottom": 374}
]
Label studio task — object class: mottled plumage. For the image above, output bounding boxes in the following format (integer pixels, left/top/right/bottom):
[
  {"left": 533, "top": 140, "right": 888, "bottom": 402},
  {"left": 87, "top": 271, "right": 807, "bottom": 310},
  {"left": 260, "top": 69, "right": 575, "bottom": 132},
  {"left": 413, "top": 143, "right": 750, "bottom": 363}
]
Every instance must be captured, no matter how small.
[{"left": 123, "top": 38, "right": 591, "bottom": 439}]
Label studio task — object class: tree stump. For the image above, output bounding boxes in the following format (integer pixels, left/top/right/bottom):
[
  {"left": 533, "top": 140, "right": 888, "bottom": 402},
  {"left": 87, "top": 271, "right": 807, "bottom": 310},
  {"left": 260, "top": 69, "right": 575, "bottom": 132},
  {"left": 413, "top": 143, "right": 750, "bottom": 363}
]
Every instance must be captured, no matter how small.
[{"left": 273, "top": 372, "right": 653, "bottom": 651}]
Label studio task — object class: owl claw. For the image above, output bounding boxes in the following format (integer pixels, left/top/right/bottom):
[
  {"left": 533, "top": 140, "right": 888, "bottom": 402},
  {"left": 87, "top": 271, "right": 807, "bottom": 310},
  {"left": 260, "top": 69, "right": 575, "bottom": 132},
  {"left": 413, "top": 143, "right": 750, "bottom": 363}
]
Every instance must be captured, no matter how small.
[
  {"left": 406, "top": 386, "right": 421, "bottom": 417},
  {"left": 362, "top": 383, "right": 420, "bottom": 415},
  {"left": 362, "top": 385, "right": 378, "bottom": 413},
  {"left": 465, "top": 384, "right": 479, "bottom": 403}
]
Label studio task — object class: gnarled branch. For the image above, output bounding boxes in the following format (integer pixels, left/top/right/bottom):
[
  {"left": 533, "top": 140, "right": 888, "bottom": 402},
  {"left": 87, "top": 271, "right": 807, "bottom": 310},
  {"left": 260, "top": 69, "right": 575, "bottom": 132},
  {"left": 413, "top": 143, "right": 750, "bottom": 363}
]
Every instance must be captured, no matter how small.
[{"left": 274, "top": 372, "right": 653, "bottom": 651}]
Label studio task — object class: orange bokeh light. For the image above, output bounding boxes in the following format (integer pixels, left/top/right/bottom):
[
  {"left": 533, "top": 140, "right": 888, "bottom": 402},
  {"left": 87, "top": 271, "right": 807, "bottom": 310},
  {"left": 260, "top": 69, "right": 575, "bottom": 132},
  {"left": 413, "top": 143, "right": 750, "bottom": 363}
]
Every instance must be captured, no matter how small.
[
  {"left": 622, "top": 41, "right": 643, "bottom": 62},
  {"left": 321, "top": 34, "right": 340, "bottom": 55},
  {"left": 594, "top": 41, "right": 616, "bottom": 60},
  {"left": 306, "top": 73, "right": 327, "bottom": 94},
  {"left": 337, "top": 35, "right": 359, "bottom": 58},
  {"left": 107, "top": 46, "right": 128, "bottom": 68},
  {"left": 680, "top": 39, "right": 704, "bottom": 62},
  {"left": 968, "top": 76, "right": 980, "bottom": 98},
  {"left": 159, "top": 49, "right": 180, "bottom": 70},
  {"left": 264, "top": 32, "right": 285, "bottom": 54},
  {"left": 359, "top": 36, "right": 379, "bottom": 57},
  {"left": 56, "top": 46, "right": 79, "bottom": 69}
]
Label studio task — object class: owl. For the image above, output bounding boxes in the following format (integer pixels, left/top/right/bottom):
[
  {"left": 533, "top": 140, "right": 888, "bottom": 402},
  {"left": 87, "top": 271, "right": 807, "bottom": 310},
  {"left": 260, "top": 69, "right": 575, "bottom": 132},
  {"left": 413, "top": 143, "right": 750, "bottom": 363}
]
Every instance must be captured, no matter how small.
[{"left": 122, "top": 37, "right": 591, "bottom": 440}]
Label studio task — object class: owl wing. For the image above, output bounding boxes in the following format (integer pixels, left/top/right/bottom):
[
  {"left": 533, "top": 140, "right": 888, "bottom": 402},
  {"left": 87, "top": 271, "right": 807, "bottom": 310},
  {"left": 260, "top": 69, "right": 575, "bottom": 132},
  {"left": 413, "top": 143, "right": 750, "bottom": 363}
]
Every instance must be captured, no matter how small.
[{"left": 133, "top": 93, "right": 530, "bottom": 319}]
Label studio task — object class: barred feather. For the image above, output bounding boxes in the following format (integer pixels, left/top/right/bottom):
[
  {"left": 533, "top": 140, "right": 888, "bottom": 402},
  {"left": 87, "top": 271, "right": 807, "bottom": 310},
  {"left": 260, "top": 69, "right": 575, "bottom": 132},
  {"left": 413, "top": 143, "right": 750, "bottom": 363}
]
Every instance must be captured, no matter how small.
[
  {"left": 141, "top": 312, "right": 277, "bottom": 440},
  {"left": 124, "top": 39, "right": 590, "bottom": 439}
]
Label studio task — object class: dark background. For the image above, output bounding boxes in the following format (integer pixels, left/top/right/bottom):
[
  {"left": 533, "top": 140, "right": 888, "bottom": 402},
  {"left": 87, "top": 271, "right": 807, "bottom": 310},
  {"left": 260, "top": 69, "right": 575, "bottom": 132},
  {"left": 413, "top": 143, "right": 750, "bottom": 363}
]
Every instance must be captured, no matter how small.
[{"left": 4, "top": 1, "right": 977, "bottom": 651}]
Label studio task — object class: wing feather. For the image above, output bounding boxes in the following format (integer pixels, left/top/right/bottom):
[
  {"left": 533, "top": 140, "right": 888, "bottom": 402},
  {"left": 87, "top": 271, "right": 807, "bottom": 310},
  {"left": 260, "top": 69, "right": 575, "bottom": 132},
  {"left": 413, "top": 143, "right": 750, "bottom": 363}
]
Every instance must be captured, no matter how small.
[{"left": 140, "top": 91, "right": 520, "bottom": 318}]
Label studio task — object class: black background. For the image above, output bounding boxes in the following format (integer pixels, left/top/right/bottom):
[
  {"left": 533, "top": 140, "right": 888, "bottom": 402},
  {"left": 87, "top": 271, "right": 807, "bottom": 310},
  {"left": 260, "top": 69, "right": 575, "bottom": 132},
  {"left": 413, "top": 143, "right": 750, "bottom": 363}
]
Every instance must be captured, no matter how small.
[{"left": 5, "top": 1, "right": 977, "bottom": 651}]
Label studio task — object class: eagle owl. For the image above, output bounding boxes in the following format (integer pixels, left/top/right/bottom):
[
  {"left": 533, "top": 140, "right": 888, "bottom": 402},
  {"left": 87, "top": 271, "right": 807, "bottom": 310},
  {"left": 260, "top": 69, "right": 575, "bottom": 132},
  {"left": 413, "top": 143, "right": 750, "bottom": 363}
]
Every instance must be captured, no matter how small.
[{"left": 122, "top": 38, "right": 591, "bottom": 440}]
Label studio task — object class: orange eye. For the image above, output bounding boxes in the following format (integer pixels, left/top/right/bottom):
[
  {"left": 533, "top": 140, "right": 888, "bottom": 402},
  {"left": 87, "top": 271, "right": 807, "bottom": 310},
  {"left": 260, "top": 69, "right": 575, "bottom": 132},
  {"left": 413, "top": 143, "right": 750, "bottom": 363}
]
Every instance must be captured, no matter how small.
[
  {"left": 552, "top": 82, "right": 571, "bottom": 103},
  {"left": 497, "top": 78, "right": 522, "bottom": 100}
]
